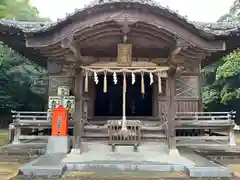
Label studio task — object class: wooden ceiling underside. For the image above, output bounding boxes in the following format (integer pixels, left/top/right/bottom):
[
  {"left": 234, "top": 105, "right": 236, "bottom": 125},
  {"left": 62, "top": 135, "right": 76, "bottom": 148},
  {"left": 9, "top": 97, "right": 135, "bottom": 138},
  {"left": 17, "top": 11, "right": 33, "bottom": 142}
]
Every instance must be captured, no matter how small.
[{"left": 25, "top": 10, "right": 226, "bottom": 71}]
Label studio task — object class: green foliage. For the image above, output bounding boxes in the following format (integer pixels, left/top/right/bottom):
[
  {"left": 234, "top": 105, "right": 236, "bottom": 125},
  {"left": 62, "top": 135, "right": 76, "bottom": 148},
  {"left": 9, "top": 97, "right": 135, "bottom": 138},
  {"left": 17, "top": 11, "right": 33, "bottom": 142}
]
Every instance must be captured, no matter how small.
[
  {"left": 202, "top": 0, "right": 240, "bottom": 116},
  {"left": 0, "top": 44, "right": 46, "bottom": 113},
  {"left": 216, "top": 51, "right": 240, "bottom": 103},
  {"left": 0, "top": 1, "right": 48, "bottom": 115},
  {"left": 0, "top": 0, "right": 30, "bottom": 19},
  {"left": 218, "top": 0, "right": 240, "bottom": 22},
  {"left": 202, "top": 50, "right": 240, "bottom": 119}
]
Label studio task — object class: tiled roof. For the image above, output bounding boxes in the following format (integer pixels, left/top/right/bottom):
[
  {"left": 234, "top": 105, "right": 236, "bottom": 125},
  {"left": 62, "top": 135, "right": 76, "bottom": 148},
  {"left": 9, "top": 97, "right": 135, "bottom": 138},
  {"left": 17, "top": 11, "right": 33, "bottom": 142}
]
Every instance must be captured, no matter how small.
[{"left": 0, "top": 0, "right": 239, "bottom": 36}]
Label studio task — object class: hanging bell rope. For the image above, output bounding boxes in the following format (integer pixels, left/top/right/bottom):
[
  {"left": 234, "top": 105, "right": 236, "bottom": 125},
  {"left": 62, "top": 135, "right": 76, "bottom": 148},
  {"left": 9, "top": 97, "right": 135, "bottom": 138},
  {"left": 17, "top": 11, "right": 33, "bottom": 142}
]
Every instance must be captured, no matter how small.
[
  {"left": 158, "top": 72, "right": 162, "bottom": 94},
  {"left": 123, "top": 72, "right": 127, "bottom": 93},
  {"left": 84, "top": 70, "right": 89, "bottom": 92},
  {"left": 121, "top": 71, "right": 128, "bottom": 136},
  {"left": 103, "top": 71, "right": 107, "bottom": 93},
  {"left": 141, "top": 72, "right": 145, "bottom": 95}
]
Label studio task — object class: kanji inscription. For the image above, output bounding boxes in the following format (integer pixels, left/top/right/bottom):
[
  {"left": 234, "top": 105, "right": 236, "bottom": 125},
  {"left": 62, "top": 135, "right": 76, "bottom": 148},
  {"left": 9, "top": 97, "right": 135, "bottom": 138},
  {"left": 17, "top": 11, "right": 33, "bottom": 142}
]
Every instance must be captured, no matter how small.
[{"left": 117, "top": 44, "right": 132, "bottom": 67}]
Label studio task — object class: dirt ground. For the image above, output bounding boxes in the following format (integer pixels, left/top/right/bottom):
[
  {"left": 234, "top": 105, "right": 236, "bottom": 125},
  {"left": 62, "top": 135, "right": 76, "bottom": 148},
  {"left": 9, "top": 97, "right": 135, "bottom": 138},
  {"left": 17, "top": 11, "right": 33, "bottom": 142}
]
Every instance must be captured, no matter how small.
[{"left": 0, "top": 130, "right": 21, "bottom": 180}]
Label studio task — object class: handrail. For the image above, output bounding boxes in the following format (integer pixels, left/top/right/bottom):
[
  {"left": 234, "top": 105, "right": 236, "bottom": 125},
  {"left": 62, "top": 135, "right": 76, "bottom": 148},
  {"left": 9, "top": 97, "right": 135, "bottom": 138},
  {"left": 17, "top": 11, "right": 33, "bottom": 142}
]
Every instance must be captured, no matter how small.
[
  {"left": 11, "top": 111, "right": 50, "bottom": 122},
  {"left": 176, "top": 111, "right": 236, "bottom": 115}
]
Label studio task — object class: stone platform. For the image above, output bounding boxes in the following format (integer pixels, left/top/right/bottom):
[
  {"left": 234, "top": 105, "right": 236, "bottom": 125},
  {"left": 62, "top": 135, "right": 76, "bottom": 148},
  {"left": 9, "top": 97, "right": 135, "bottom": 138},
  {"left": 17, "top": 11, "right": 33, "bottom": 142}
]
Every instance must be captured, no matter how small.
[{"left": 19, "top": 141, "right": 232, "bottom": 178}]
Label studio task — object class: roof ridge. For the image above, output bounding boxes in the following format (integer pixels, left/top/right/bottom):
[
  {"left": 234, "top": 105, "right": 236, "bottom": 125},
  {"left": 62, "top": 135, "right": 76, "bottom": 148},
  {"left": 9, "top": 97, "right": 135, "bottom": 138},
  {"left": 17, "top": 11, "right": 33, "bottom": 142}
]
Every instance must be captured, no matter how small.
[{"left": 0, "top": 1, "right": 239, "bottom": 36}]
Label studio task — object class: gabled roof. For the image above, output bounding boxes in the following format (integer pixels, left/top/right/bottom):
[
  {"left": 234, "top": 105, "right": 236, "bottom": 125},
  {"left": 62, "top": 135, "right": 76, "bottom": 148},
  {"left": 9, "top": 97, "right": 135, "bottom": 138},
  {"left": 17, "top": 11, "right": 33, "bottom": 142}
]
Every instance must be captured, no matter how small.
[
  {"left": 0, "top": 0, "right": 239, "bottom": 38},
  {"left": 0, "top": 0, "right": 239, "bottom": 67}
]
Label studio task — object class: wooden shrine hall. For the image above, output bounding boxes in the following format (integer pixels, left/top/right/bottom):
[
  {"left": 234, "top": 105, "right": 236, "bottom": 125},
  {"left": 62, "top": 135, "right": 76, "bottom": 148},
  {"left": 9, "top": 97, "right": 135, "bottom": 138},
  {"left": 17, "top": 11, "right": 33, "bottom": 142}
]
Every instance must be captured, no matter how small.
[{"left": 1, "top": 0, "right": 240, "bottom": 154}]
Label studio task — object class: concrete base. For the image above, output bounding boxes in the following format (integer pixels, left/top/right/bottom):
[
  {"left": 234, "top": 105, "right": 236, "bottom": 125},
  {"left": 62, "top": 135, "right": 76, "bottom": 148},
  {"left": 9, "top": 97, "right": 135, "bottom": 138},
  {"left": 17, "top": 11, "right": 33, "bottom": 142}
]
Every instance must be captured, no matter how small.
[
  {"left": 18, "top": 141, "right": 232, "bottom": 178},
  {"left": 229, "top": 130, "right": 236, "bottom": 146},
  {"left": 19, "top": 153, "right": 66, "bottom": 176},
  {"left": 19, "top": 136, "right": 71, "bottom": 176},
  {"left": 186, "top": 166, "right": 231, "bottom": 177},
  {"left": 169, "top": 148, "right": 180, "bottom": 157},
  {"left": 62, "top": 142, "right": 232, "bottom": 178},
  {"left": 46, "top": 136, "right": 71, "bottom": 154},
  {"left": 68, "top": 148, "right": 81, "bottom": 156}
]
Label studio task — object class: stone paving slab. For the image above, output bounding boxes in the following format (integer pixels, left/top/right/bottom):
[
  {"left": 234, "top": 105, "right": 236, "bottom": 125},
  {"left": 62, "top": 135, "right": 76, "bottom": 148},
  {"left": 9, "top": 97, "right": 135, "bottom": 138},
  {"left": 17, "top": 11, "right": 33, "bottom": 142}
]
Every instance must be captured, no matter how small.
[
  {"left": 62, "top": 142, "right": 232, "bottom": 178},
  {"left": 179, "top": 148, "right": 232, "bottom": 177},
  {"left": 19, "top": 153, "right": 66, "bottom": 176},
  {"left": 16, "top": 141, "right": 233, "bottom": 178}
]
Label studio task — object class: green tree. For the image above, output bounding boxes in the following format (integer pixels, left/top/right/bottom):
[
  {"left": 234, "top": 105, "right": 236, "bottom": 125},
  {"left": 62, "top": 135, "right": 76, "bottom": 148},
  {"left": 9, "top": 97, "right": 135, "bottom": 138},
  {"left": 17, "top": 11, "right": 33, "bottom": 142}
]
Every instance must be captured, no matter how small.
[
  {"left": 0, "top": 0, "right": 33, "bottom": 19},
  {"left": 0, "top": 1, "right": 48, "bottom": 114},
  {"left": 202, "top": 0, "right": 240, "bottom": 118},
  {"left": 0, "top": 43, "right": 47, "bottom": 113},
  {"left": 218, "top": 0, "right": 240, "bottom": 22}
]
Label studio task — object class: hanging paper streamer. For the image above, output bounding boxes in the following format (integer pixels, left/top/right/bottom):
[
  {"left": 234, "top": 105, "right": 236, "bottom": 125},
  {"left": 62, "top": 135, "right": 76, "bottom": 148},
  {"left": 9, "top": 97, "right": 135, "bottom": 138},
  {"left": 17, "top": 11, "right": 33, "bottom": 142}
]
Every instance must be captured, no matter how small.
[
  {"left": 149, "top": 72, "right": 154, "bottom": 85},
  {"left": 141, "top": 72, "right": 145, "bottom": 94},
  {"left": 94, "top": 72, "right": 99, "bottom": 84},
  {"left": 158, "top": 72, "right": 162, "bottom": 93},
  {"left": 131, "top": 72, "right": 135, "bottom": 85},
  {"left": 113, "top": 72, "right": 118, "bottom": 84},
  {"left": 103, "top": 71, "right": 107, "bottom": 93},
  {"left": 84, "top": 70, "right": 89, "bottom": 92}
]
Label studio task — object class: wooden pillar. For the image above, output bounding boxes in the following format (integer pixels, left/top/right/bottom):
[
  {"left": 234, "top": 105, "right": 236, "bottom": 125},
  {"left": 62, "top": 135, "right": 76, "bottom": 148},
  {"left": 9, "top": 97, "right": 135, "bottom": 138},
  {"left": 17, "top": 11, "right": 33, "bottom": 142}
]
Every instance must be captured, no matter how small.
[
  {"left": 13, "top": 128, "right": 21, "bottom": 144},
  {"left": 72, "top": 69, "right": 83, "bottom": 151},
  {"left": 166, "top": 71, "right": 179, "bottom": 155}
]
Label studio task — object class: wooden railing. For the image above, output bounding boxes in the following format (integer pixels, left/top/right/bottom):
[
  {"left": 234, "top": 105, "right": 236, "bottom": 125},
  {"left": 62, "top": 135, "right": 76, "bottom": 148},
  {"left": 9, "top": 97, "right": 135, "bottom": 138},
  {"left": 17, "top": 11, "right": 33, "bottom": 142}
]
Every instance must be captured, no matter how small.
[
  {"left": 10, "top": 111, "right": 75, "bottom": 143},
  {"left": 9, "top": 110, "right": 236, "bottom": 147},
  {"left": 10, "top": 111, "right": 49, "bottom": 144},
  {"left": 174, "top": 111, "right": 236, "bottom": 146}
]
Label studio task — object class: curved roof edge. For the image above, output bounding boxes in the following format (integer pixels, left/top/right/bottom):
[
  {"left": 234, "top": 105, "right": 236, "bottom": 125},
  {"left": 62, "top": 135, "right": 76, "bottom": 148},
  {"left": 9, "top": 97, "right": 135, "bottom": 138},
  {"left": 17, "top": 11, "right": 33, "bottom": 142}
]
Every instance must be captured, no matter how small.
[{"left": 0, "top": 0, "right": 239, "bottom": 38}]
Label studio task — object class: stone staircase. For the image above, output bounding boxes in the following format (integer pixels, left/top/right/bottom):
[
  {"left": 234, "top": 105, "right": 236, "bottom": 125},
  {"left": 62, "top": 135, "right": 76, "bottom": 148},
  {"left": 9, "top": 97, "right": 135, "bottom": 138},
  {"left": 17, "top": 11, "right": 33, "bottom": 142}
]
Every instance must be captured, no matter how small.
[{"left": 82, "top": 118, "right": 167, "bottom": 142}]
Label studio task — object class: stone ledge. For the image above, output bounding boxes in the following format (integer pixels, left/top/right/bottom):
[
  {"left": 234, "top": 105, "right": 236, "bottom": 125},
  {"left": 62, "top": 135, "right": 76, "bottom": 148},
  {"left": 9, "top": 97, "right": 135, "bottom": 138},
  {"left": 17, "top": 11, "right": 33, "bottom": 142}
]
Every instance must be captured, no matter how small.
[{"left": 185, "top": 166, "right": 232, "bottom": 178}]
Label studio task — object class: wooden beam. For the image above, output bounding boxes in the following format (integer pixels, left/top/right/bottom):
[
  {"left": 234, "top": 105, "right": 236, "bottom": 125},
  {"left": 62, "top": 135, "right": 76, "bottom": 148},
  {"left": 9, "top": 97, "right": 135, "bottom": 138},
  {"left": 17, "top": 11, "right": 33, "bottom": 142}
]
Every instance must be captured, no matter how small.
[
  {"left": 61, "top": 37, "right": 98, "bottom": 65},
  {"left": 168, "top": 38, "right": 191, "bottom": 69},
  {"left": 72, "top": 69, "right": 84, "bottom": 150},
  {"left": 166, "top": 70, "right": 177, "bottom": 150}
]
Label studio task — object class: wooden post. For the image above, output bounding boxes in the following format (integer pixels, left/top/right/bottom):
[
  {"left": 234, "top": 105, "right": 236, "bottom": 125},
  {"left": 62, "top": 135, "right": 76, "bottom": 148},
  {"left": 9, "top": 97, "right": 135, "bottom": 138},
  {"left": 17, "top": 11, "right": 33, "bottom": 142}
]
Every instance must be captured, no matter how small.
[
  {"left": 72, "top": 69, "right": 83, "bottom": 152},
  {"left": 166, "top": 71, "right": 179, "bottom": 156},
  {"left": 13, "top": 128, "right": 21, "bottom": 144},
  {"left": 198, "top": 65, "right": 203, "bottom": 112}
]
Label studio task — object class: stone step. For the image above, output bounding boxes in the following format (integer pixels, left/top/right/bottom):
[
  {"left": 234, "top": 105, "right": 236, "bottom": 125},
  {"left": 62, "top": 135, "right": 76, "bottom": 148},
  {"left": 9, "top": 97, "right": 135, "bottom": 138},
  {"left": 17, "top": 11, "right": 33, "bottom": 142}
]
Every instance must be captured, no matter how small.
[
  {"left": 83, "top": 123, "right": 166, "bottom": 140},
  {"left": 83, "top": 131, "right": 166, "bottom": 139},
  {"left": 62, "top": 171, "right": 188, "bottom": 179},
  {"left": 84, "top": 124, "right": 165, "bottom": 131}
]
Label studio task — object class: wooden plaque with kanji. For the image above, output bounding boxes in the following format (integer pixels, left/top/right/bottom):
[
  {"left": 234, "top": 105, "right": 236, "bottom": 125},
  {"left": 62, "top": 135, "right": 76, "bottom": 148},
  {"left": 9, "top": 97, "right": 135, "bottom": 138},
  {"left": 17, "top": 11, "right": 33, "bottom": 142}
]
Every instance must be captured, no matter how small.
[{"left": 117, "top": 44, "right": 132, "bottom": 67}]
